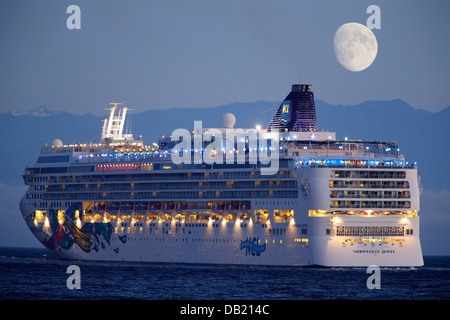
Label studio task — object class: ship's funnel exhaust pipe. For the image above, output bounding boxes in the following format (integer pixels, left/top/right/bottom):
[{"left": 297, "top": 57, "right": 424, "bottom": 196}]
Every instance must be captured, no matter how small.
[{"left": 268, "top": 84, "right": 318, "bottom": 132}]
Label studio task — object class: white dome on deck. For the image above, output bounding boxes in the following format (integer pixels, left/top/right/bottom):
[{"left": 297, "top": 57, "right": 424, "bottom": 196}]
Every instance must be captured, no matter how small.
[
  {"left": 51, "top": 139, "right": 63, "bottom": 148},
  {"left": 221, "top": 113, "right": 236, "bottom": 128}
]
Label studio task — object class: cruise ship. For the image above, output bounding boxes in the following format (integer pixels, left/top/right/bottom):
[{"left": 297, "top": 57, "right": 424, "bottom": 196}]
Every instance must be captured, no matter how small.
[{"left": 20, "top": 84, "right": 424, "bottom": 267}]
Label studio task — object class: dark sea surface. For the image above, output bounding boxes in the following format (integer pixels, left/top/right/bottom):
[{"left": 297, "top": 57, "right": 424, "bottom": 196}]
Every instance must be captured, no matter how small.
[{"left": 0, "top": 247, "right": 448, "bottom": 301}]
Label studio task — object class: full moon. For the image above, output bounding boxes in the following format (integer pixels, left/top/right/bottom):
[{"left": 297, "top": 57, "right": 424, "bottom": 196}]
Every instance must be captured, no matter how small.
[{"left": 333, "top": 22, "right": 378, "bottom": 72}]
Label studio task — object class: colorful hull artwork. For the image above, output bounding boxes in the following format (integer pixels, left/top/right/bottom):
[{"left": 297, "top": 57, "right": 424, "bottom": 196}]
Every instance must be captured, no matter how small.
[
  {"left": 240, "top": 238, "right": 266, "bottom": 256},
  {"left": 39, "top": 203, "right": 116, "bottom": 253}
]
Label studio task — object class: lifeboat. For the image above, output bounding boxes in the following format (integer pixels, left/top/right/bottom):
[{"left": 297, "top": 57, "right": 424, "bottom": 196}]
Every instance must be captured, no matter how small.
[
  {"left": 93, "top": 203, "right": 106, "bottom": 214},
  {"left": 149, "top": 202, "right": 161, "bottom": 213},
  {"left": 121, "top": 202, "right": 134, "bottom": 214},
  {"left": 135, "top": 202, "right": 148, "bottom": 214},
  {"left": 174, "top": 202, "right": 187, "bottom": 212},
  {"left": 107, "top": 202, "right": 120, "bottom": 214}
]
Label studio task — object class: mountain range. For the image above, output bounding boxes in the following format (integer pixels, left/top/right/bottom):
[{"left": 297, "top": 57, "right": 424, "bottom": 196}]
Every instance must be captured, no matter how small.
[{"left": 1, "top": 99, "right": 449, "bottom": 191}]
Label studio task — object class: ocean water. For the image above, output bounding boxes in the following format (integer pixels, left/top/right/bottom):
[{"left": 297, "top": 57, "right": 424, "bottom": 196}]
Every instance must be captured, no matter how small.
[{"left": 0, "top": 247, "right": 448, "bottom": 301}]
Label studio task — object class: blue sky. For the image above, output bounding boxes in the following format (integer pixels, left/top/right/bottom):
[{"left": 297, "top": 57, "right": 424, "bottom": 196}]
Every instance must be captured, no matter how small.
[{"left": 0, "top": 0, "right": 449, "bottom": 115}]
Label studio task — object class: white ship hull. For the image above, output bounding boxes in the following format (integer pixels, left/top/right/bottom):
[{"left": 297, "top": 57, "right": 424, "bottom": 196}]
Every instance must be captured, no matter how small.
[
  {"left": 21, "top": 211, "right": 423, "bottom": 267},
  {"left": 20, "top": 165, "right": 424, "bottom": 267}
]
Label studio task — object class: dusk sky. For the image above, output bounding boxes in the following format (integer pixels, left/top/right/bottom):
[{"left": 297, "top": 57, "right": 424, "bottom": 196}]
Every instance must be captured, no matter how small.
[
  {"left": 0, "top": 1, "right": 449, "bottom": 255},
  {"left": 1, "top": 0, "right": 449, "bottom": 115}
]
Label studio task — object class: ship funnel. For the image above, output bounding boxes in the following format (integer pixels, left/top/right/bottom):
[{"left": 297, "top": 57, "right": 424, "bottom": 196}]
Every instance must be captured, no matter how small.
[{"left": 267, "top": 84, "right": 318, "bottom": 132}]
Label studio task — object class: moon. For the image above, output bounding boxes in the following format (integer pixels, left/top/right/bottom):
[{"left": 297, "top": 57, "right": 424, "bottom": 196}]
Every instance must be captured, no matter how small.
[{"left": 333, "top": 22, "right": 378, "bottom": 72}]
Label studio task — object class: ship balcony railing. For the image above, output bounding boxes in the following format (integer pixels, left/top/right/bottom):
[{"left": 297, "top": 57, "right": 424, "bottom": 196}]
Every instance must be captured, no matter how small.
[
  {"left": 88, "top": 158, "right": 414, "bottom": 170},
  {"left": 330, "top": 201, "right": 411, "bottom": 209},
  {"left": 282, "top": 139, "right": 403, "bottom": 157},
  {"left": 46, "top": 183, "right": 299, "bottom": 193},
  {"left": 330, "top": 181, "right": 410, "bottom": 189},
  {"left": 330, "top": 193, "right": 411, "bottom": 199},
  {"left": 43, "top": 173, "right": 296, "bottom": 185},
  {"left": 43, "top": 190, "right": 299, "bottom": 201},
  {"left": 296, "top": 162, "right": 415, "bottom": 169},
  {"left": 332, "top": 171, "right": 407, "bottom": 179}
]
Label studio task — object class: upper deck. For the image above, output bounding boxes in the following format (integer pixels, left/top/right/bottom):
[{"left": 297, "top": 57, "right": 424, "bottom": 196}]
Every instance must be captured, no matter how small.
[
  {"left": 28, "top": 88, "right": 416, "bottom": 175},
  {"left": 32, "top": 136, "right": 413, "bottom": 172}
]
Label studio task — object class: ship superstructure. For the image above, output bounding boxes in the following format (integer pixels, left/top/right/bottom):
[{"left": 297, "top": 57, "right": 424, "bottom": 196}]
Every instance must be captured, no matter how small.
[{"left": 20, "top": 86, "right": 424, "bottom": 266}]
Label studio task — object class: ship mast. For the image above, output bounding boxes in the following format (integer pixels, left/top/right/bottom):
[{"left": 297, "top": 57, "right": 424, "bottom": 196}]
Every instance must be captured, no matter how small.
[{"left": 101, "top": 102, "right": 135, "bottom": 144}]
